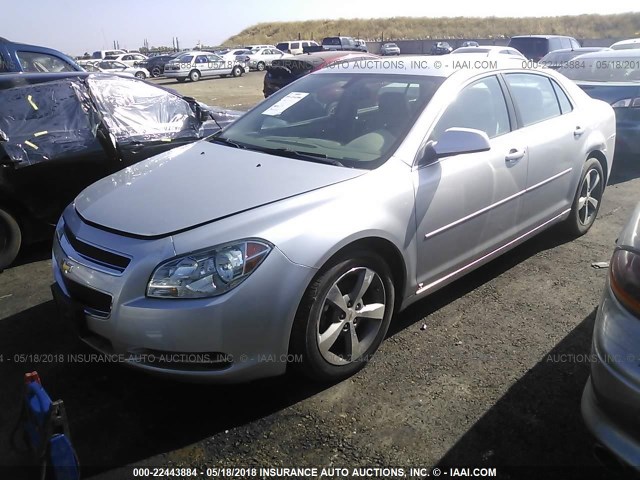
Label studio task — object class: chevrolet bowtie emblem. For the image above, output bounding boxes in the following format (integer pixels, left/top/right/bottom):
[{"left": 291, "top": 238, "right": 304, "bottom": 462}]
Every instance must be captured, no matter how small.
[{"left": 61, "top": 260, "right": 73, "bottom": 275}]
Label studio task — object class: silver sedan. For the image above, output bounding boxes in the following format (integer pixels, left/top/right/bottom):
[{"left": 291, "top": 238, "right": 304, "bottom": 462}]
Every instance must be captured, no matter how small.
[
  {"left": 582, "top": 203, "right": 640, "bottom": 470},
  {"left": 52, "top": 56, "right": 616, "bottom": 383}
]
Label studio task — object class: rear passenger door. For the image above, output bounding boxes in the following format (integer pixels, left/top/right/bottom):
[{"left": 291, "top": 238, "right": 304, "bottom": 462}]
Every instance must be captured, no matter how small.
[{"left": 503, "top": 73, "right": 583, "bottom": 229}]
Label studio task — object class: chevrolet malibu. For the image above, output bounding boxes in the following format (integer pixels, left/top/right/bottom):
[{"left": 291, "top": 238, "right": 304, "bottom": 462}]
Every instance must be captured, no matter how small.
[{"left": 51, "top": 57, "right": 616, "bottom": 383}]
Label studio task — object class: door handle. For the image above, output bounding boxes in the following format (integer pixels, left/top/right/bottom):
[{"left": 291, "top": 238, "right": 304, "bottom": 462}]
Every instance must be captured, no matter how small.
[
  {"left": 574, "top": 126, "right": 585, "bottom": 137},
  {"left": 505, "top": 148, "right": 525, "bottom": 163}
]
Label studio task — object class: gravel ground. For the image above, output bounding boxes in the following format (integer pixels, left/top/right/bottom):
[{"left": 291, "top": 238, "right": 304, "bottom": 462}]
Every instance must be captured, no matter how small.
[{"left": 1, "top": 72, "right": 639, "bottom": 480}]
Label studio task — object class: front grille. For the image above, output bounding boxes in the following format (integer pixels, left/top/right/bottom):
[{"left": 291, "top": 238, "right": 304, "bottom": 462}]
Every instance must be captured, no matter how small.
[
  {"left": 64, "top": 225, "right": 130, "bottom": 273},
  {"left": 63, "top": 278, "right": 112, "bottom": 315}
]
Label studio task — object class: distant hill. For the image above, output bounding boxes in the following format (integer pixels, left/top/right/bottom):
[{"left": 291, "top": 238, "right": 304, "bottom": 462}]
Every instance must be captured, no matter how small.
[{"left": 223, "top": 13, "right": 640, "bottom": 45}]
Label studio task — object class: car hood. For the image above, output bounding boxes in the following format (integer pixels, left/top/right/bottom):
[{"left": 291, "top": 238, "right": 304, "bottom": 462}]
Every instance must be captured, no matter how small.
[{"left": 75, "top": 141, "right": 366, "bottom": 237}]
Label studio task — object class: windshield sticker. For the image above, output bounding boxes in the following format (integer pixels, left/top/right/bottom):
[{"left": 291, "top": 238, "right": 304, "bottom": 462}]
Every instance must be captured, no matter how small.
[{"left": 262, "top": 92, "right": 309, "bottom": 116}]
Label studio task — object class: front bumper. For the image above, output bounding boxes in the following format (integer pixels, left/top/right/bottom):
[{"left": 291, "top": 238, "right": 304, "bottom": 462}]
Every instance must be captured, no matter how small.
[
  {"left": 581, "top": 281, "right": 640, "bottom": 469},
  {"left": 51, "top": 207, "right": 315, "bottom": 383}
]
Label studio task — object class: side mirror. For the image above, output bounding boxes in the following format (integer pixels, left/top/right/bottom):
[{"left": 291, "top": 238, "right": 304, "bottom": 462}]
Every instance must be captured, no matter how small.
[{"left": 420, "top": 128, "right": 490, "bottom": 166}]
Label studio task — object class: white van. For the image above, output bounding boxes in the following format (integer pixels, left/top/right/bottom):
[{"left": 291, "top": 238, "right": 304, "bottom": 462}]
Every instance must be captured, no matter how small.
[
  {"left": 275, "top": 40, "right": 319, "bottom": 55},
  {"left": 91, "top": 49, "right": 127, "bottom": 60}
]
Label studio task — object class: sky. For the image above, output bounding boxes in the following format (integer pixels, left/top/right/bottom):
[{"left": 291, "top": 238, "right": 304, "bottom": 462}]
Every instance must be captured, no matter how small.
[{"left": 3, "top": 0, "right": 638, "bottom": 56}]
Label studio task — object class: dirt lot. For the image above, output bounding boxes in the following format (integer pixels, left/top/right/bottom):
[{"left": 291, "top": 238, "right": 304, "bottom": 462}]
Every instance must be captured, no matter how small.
[
  {"left": 151, "top": 71, "right": 267, "bottom": 110},
  {"left": 1, "top": 71, "right": 640, "bottom": 479}
]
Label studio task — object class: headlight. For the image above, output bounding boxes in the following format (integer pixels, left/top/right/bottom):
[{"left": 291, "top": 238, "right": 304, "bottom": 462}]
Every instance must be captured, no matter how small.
[
  {"left": 610, "top": 248, "right": 640, "bottom": 318},
  {"left": 147, "top": 240, "right": 272, "bottom": 299}
]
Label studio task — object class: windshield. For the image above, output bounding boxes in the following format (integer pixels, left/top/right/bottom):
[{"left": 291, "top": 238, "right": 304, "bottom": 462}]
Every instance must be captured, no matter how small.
[
  {"left": 210, "top": 72, "right": 444, "bottom": 169},
  {"left": 558, "top": 56, "right": 640, "bottom": 82}
]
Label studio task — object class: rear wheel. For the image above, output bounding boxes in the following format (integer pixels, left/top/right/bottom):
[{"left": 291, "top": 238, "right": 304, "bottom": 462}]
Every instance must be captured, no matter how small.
[
  {"left": 151, "top": 66, "right": 162, "bottom": 77},
  {"left": 562, "top": 158, "right": 604, "bottom": 236},
  {"left": 231, "top": 66, "right": 243, "bottom": 77},
  {"left": 189, "top": 70, "right": 201, "bottom": 82},
  {"left": 290, "top": 252, "right": 395, "bottom": 382},
  {"left": 257, "top": 62, "right": 266, "bottom": 71},
  {"left": 0, "top": 208, "right": 21, "bottom": 270}
]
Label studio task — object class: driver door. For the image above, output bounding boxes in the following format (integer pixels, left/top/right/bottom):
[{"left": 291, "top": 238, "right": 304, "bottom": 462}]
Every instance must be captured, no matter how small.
[{"left": 414, "top": 75, "right": 529, "bottom": 293}]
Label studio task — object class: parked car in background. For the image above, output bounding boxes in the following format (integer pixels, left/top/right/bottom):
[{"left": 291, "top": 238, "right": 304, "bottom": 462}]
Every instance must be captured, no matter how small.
[
  {"left": 247, "top": 48, "right": 291, "bottom": 71},
  {"left": 558, "top": 49, "right": 640, "bottom": 154},
  {"left": 610, "top": 38, "right": 640, "bottom": 50},
  {"left": 430, "top": 42, "right": 453, "bottom": 55},
  {"left": 539, "top": 47, "right": 609, "bottom": 69},
  {"left": 245, "top": 44, "right": 277, "bottom": 52},
  {"left": 95, "top": 60, "right": 150, "bottom": 79},
  {"left": 91, "top": 49, "right": 127, "bottom": 60},
  {"left": 380, "top": 43, "right": 401, "bottom": 56},
  {"left": 451, "top": 46, "right": 525, "bottom": 59},
  {"left": 103, "top": 52, "right": 148, "bottom": 67},
  {"left": 0, "top": 37, "right": 82, "bottom": 73},
  {"left": 219, "top": 48, "right": 252, "bottom": 69},
  {"left": 508, "top": 35, "right": 581, "bottom": 61},
  {"left": 163, "top": 51, "right": 247, "bottom": 82},
  {"left": 52, "top": 57, "right": 615, "bottom": 384},
  {"left": 141, "top": 53, "right": 180, "bottom": 77},
  {"left": 276, "top": 40, "right": 319, "bottom": 55},
  {"left": 263, "top": 51, "right": 378, "bottom": 97},
  {"left": 354, "top": 39, "right": 368, "bottom": 52},
  {"left": 0, "top": 72, "right": 242, "bottom": 269},
  {"left": 304, "top": 37, "right": 368, "bottom": 54},
  {"left": 582, "top": 202, "right": 640, "bottom": 471},
  {"left": 461, "top": 41, "right": 480, "bottom": 47}
]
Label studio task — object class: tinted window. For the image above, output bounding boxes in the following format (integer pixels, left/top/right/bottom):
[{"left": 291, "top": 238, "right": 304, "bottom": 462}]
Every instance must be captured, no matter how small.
[
  {"left": 291, "top": 43, "right": 300, "bottom": 49},
  {"left": 430, "top": 76, "right": 510, "bottom": 141},
  {"left": 17, "top": 51, "right": 76, "bottom": 73},
  {"left": 276, "top": 43, "right": 288, "bottom": 51},
  {"left": 195, "top": 55, "right": 208, "bottom": 64},
  {"left": 551, "top": 80, "right": 573, "bottom": 114},
  {"left": 0, "top": 53, "right": 9, "bottom": 72},
  {"left": 508, "top": 38, "right": 549, "bottom": 59},
  {"left": 302, "top": 42, "right": 309, "bottom": 47},
  {"left": 505, "top": 74, "right": 561, "bottom": 126}
]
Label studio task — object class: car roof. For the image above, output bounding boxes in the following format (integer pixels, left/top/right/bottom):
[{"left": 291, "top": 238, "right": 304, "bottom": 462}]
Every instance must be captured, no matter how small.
[
  {"left": 510, "top": 35, "right": 575, "bottom": 40},
  {"left": 572, "top": 49, "right": 640, "bottom": 60}
]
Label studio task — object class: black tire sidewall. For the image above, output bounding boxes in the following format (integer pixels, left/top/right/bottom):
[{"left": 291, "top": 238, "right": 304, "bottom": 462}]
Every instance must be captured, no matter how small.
[
  {"left": 232, "top": 66, "right": 242, "bottom": 77},
  {"left": 565, "top": 158, "right": 604, "bottom": 236},
  {"left": 151, "top": 66, "right": 161, "bottom": 77},
  {"left": 291, "top": 253, "right": 395, "bottom": 382},
  {"left": 0, "top": 208, "right": 21, "bottom": 269},
  {"left": 257, "top": 62, "right": 265, "bottom": 71}
]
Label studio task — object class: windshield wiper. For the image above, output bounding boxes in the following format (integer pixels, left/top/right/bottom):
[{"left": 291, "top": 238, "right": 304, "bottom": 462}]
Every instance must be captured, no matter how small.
[
  {"left": 251, "top": 146, "right": 345, "bottom": 167},
  {"left": 208, "top": 135, "right": 245, "bottom": 149}
]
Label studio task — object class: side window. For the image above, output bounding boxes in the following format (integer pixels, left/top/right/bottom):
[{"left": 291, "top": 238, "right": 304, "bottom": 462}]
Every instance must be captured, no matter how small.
[
  {"left": 17, "top": 51, "right": 76, "bottom": 73},
  {"left": 551, "top": 79, "right": 573, "bottom": 114},
  {"left": 570, "top": 38, "right": 581, "bottom": 49},
  {"left": 302, "top": 42, "right": 309, "bottom": 48},
  {"left": 0, "top": 53, "right": 9, "bottom": 72},
  {"left": 196, "top": 55, "right": 208, "bottom": 64},
  {"left": 430, "top": 75, "right": 511, "bottom": 142},
  {"left": 291, "top": 42, "right": 300, "bottom": 50},
  {"left": 505, "top": 73, "right": 561, "bottom": 126}
]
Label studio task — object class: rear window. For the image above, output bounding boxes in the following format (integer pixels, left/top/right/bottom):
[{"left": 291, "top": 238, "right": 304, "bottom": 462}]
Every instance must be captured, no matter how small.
[
  {"left": 276, "top": 43, "right": 288, "bottom": 51},
  {"left": 323, "top": 38, "right": 341, "bottom": 46},
  {"left": 508, "top": 38, "right": 549, "bottom": 59}
]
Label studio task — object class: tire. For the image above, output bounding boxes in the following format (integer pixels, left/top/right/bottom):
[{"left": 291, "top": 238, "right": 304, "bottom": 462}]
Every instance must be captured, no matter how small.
[
  {"left": 257, "top": 62, "right": 266, "bottom": 71},
  {"left": 562, "top": 158, "right": 605, "bottom": 237},
  {"left": 189, "top": 70, "right": 200, "bottom": 82},
  {"left": 151, "top": 66, "right": 162, "bottom": 77},
  {"left": 0, "top": 208, "right": 21, "bottom": 270},
  {"left": 176, "top": 77, "right": 186, "bottom": 83},
  {"left": 134, "top": 71, "right": 146, "bottom": 79},
  {"left": 290, "top": 252, "right": 395, "bottom": 382},
  {"left": 231, "top": 66, "right": 243, "bottom": 77}
]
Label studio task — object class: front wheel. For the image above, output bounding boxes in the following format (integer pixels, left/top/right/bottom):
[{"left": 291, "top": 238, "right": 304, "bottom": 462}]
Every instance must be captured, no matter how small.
[
  {"left": 231, "top": 66, "right": 243, "bottom": 77},
  {"left": 134, "top": 71, "right": 146, "bottom": 79},
  {"left": 562, "top": 158, "right": 604, "bottom": 236},
  {"left": 0, "top": 208, "right": 21, "bottom": 270},
  {"left": 290, "top": 253, "right": 395, "bottom": 382},
  {"left": 150, "top": 66, "right": 162, "bottom": 77},
  {"left": 189, "top": 69, "right": 201, "bottom": 82}
]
